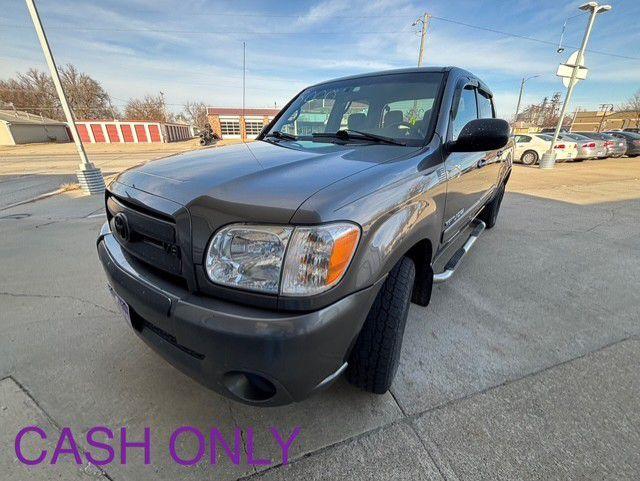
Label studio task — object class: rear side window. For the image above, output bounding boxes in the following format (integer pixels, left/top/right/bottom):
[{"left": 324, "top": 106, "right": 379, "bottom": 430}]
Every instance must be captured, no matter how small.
[
  {"left": 451, "top": 86, "right": 478, "bottom": 140},
  {"left": 477, "top": 90, "right": 495, "bottom": 119},
  {"left": 516, "top": 135, "right": 531, "bottom": 143}
]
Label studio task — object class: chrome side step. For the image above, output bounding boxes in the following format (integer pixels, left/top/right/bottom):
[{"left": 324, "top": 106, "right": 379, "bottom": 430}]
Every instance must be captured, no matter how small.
[{"left": 433, "top": 219, "right": 486, "bottom": 283}]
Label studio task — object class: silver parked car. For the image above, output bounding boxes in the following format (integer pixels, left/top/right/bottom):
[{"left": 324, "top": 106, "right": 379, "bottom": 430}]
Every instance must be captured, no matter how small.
[
  {"left": 537, "top": 133, "right": 592, "bottom": 161},
  {"left": 574, "top": 132, "right": 626, "bottom": 157},
  {"left": 564, "top": 133, "right": 608, "bottom": 159}
]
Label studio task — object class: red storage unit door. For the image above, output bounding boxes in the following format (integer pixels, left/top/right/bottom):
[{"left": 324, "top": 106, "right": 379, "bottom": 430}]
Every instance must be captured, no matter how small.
[
  {"left": 106, "top": 124, "right": 120, "bottom": 142},
  {"left": 91, "top": 124, "right": 105, "bottom": 142},
  {"left": 148, "top": 124, "right": 161, "bottom": 142},
  {"left": 135, "top": 124, "right": 148, "bottom": 142},
  {"left": 121, "top": 125, "right": 134, "bottom": 143},
  {"left": 77, "top": 124, "right": 90, "bottom": 142}
]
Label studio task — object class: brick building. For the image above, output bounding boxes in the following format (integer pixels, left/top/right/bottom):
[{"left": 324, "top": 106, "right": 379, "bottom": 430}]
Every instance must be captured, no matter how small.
[
  {"left": 207, "top": 107, "right": 280, "bottom": 141},
  {"left": 570, "top": 110, "right": 640, "bottom": 132}
]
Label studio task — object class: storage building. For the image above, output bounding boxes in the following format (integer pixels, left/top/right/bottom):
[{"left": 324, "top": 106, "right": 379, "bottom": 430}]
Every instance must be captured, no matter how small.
[{"left": 0, "top": 109, "right": 70, "bottom": 145}]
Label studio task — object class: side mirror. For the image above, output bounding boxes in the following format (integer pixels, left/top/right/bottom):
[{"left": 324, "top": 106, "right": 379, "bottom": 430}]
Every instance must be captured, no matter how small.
[{"left": 448, "top": 118, "right": 510, "bottom": 152}]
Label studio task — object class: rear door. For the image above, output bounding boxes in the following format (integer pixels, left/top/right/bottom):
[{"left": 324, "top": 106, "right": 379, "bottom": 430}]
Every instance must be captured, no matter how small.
[{"left": 442, "top": 83, "right": 491, "bottom": 243}]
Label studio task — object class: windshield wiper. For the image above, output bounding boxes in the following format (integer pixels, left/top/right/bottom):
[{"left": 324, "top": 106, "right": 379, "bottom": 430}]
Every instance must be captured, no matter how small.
[
  {"left": 312, "top": 129, "right": 406, "bottom": 146},
  {"left": 264, "top": 130, "right": 298, "bottom": 141}
]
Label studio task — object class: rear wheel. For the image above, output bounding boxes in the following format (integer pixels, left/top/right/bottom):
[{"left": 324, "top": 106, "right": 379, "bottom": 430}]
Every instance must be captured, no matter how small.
[
  {"left": 346, "top": 257, "right": 415, "bottom": 394},
  {"left": 521, "top": 150, "right": 538, "bottom": 166}
]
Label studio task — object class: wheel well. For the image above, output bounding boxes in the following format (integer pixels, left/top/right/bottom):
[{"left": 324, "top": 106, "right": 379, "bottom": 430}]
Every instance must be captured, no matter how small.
[{"left": 404, "top": 238, "right": 433, "bottom": 306}]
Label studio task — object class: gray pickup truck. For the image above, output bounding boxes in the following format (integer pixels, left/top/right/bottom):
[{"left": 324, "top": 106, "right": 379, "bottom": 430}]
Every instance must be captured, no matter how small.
[{"left": 98, "top": 67, "right": 512, "bottom": 406}]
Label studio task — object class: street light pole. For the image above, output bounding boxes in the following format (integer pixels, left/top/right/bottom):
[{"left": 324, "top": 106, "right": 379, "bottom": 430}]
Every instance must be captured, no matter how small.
[
  {"left": 540, "top": 2, "right": 611, "bottom": 169},
  {"left": 25, "top": 0, "right": 105, "bottom": 194},
  {"left": 514, "top": 75, "right": 541, "bottom": 124}
]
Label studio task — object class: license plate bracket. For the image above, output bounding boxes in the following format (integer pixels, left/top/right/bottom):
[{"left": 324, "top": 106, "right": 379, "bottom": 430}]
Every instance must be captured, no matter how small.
[{"left": 107, "top": 284, "right": 130, "bottom": 323}]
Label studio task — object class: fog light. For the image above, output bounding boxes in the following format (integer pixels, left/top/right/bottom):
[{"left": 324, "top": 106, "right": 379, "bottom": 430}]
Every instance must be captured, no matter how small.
[{"left": 223, "top": 371, "right": 276, "bottom": 402}]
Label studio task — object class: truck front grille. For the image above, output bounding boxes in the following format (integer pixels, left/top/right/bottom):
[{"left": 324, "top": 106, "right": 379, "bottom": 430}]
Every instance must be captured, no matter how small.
[{"left": 106, "top": 193, "right": 183, "bottom": 278}]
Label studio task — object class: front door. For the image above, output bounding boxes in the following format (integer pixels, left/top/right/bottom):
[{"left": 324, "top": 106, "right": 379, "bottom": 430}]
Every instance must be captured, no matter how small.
[{"left": 442, "top": 85, "right": 488, "bottom": 243}]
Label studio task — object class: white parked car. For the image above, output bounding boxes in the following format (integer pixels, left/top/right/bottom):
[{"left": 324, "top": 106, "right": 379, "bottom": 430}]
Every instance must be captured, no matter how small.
[{"left": 514, "top": 134, "right": 577, "bottom": 165}]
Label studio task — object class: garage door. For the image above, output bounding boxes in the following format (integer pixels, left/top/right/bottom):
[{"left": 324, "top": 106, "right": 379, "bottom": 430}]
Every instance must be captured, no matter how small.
[
  {"left": 148, "top": 124, "right": 161, "bottom": 142},
  {"left": 120, "top": 125, "right": 134, "bottom": 143},
  {"left": 77, "top": 124, "right": 90, "bottom": 143},
  {"left": 90, "top": 124, "right": 105, "bottom": 142},
  {"left": 106, "top": 124, "right": 120, "bottom": 142},
  {"left": 134, "top": 124, "right": 148, "bottom": 143}
]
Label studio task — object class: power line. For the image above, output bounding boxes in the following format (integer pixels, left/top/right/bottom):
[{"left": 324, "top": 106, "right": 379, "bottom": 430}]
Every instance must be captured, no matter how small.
[
  {"left": 0, "top": 24, "right": 411, "bottom": 35},
  {"left": 428, "top": 15, "right": 640, "bottom": 61},
  {"left": 2, "top": 14, "right": 637, "bottom": 61}
]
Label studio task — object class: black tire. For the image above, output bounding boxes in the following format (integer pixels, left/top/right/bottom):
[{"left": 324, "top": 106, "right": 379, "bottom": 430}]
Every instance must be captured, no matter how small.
[
  {"left": 346, "top": 257, "right": 415, "bottom": 394},
  {"left": 521, "top": 150, "right": 538, "bottom": 166},
  {"left": 478, "top": 182, "right": 505, "bottom": 229}
]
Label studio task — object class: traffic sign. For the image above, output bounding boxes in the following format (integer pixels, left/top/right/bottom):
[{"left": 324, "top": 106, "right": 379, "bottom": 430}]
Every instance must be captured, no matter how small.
[{"left": 556, "top": 50, "right": 589, "bottom": 88}]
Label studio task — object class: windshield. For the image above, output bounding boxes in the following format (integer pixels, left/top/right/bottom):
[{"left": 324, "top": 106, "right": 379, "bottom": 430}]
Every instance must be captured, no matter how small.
[{"left": 265, "top": 72, "right": 444, "bottom": 147}]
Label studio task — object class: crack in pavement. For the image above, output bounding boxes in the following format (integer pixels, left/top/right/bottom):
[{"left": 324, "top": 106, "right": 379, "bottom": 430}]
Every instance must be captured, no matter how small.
[
  {"left": 237, "top": 332, "right": 640, "bottom": 480},
  {"left": 5, "top": 375, "right": 116, "bottom": 480},
  {"left": 225, "top": 400, "right": 256, "bottom": 476},
  {"left": 0, "top": 291, "right": 117, "bottom": 315}
]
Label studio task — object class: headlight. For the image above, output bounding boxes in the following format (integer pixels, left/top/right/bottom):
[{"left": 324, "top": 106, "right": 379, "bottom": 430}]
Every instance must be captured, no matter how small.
[
  {"left": 205, "top": 222, "right": 360, "bottom": 296},
  {"left": 205, "top": 225, "right": 292, "bottom": 294}
]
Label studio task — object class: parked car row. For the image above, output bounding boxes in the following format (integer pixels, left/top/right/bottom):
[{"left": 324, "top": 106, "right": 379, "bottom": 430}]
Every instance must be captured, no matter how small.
[
  {"left": 602, "top": 130, "right": 640, "bottom": 157},
  {"left": 514, "top": 130, "right": 640, "bottom": 165}
]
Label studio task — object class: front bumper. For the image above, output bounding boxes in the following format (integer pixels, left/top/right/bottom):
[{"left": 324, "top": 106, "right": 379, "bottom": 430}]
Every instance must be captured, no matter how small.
[{"left": 97, "top": 223, "right": 381, "bottom": 406}]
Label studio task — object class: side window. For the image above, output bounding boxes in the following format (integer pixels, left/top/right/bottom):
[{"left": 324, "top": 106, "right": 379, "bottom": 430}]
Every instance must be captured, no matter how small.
[
  {"left": 451, "top": 86, "right": 478, "bottom": 141},
  {"left": 477, "top": 90, "right": 495, "bottom": 119},
  {"left": 516, "top": 135, "right": 531, "bottom": 143}
]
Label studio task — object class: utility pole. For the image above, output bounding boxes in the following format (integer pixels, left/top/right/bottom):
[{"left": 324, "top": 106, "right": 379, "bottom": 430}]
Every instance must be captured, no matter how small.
[
  {"left": 242, "top": 41, "right": 246, "bottom": 119},
  {"left": 570, "top": 108, "right": 580, "bottom": 131},
  {"left": 597, "top": 103, "right": 613, "bottom": 132},
  {"left": 414, "top": 13, "right": 431, "bottom": 67},
  {"left": 540, "top": 2, "right": 612, "bottom": 169},
  {"left": 410, "top": 14, "right": 430, "bottom": 120},
  {"left": 25, "top": 0, "right": 104, "bottom": 194}
]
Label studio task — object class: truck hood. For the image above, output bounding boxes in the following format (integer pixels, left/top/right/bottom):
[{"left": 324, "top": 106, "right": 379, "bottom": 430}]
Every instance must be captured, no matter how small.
[{"left": 114, "top": 141, "right": 414, "bottom": 214}]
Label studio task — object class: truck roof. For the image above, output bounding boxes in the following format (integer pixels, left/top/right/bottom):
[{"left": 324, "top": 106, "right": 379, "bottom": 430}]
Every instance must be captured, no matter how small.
[{"left": 309, "top": 66, "right": 492, "bottom": 97}]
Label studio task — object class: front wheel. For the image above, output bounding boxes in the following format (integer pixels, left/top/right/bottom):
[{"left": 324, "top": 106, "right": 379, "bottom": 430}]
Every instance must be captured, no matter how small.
[{"left": 346, "top": 257, "right": 415, "bottom": 394}]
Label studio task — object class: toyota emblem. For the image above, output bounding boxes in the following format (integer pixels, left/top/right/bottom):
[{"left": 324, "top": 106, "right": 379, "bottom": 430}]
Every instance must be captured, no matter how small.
[{"left": 113, "top": 213, "right": 131, "bottom": 242}]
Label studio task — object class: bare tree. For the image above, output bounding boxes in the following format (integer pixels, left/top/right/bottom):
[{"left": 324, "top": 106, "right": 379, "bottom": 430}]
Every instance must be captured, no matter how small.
[
  {"left": 0, "top": 65, "right": 115, "bottom": 120},
  {"left": 124, "top": 93, "right": 170, "bottom": 122},
  {"left": 182, "top": 101, "right": 208, "bottom": 130},
  {"left": 621, "top": 89, "right": 640, "bottom": 128}
]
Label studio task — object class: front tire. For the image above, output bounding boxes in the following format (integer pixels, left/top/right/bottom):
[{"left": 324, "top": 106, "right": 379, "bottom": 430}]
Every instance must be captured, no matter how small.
[
  {"left": 346, "top": 257, "right": 415, "bottom": 394},
  {"left": 521, "top": 150, "right": 538, "bottom": 165}
]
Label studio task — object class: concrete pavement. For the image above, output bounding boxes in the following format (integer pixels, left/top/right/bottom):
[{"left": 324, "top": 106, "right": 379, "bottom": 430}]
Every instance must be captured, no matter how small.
[{"left": 1, "top": 159, "right": 640, "bottom": 480}]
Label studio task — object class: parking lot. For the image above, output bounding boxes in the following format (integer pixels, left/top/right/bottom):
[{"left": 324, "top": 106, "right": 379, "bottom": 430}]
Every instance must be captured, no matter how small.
[{"left": 1, "top": 157, "right": 639, "bottom": 480}]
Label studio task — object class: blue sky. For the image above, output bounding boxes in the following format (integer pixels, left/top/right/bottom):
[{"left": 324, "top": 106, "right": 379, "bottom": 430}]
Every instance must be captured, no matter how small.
[{"left": 1, "top": 0, "right": 639, "bottom": 118}]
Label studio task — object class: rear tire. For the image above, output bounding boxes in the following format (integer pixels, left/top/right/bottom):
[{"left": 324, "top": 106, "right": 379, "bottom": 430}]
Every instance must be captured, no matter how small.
[
  {"left": 346, "top": 257, "right": 415, "bottom": 394},
  {"left": 521, "top": 150, "right": 538, "bottom": 166},
  {"left": 478, "top": 182, "right": 505, "bottom": 229}
]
